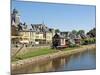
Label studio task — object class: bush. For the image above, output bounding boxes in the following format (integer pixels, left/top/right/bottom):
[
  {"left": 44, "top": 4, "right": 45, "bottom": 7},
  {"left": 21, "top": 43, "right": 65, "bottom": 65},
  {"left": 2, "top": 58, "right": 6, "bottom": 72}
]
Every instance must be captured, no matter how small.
[
  {"left": 81, "top": 38, "right": 96, "bottom": 45},
  {"left": 69, "top": 44, "right": 79, "bottom": 48}
]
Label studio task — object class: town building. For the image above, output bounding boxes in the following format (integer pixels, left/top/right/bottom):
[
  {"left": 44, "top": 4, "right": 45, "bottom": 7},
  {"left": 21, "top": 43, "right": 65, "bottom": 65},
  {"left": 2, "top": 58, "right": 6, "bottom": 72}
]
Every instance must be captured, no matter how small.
[
  {"left": 11, "top": 8, "right": 20, "bottom": 26},
  {"left": 11, "top": 9, "right": 55, "bottom": 46},
  {"left": 52, "top": 33, "right": 69, "bottom": 49},
  {"left": 60, "top": 32, "right": 81, "bottom": 45},
  {"left": 18, "top": 24, "right": 55, "bottom": 45}
]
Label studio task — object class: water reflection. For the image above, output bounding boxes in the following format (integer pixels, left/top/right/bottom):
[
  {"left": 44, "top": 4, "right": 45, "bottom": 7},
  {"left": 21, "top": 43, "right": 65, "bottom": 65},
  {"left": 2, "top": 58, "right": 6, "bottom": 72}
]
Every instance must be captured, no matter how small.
[{"left": 12, "top": 49, "right": 96, "bottom": 74}]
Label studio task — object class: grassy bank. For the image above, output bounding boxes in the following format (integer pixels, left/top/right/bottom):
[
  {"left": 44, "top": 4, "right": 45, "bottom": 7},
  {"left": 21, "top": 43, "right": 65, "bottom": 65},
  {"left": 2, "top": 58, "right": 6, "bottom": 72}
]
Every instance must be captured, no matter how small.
[
  {"left": 12, "top": 44, "right": 95, "bottom": 72},
  {"left": 12, "top": 46, "right": 79, "bottom": 62}
]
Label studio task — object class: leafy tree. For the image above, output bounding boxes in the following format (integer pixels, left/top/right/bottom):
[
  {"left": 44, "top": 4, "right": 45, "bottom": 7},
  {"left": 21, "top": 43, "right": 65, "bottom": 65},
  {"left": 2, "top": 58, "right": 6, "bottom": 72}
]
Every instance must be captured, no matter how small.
[
  {"left": 87, "top": 28, "right": 96, "bottom": 38},
  {"left": 55, "top": 29, "right": 60, "bottom": 33},
  {"left": 72, "top": 30, "right": 77, "bottom": 35},
  {"left": 77, "top": 30, "right": 85, "bottom": 35}
]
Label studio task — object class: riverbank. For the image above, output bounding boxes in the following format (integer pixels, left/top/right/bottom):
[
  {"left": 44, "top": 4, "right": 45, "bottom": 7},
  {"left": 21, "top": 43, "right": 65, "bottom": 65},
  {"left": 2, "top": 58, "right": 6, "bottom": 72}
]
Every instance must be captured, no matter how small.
[
  {"left": 12, "top": 44, "right": 96, "bottom": 71},
  {"left": 11, "top": 45, "right": 50, "bottom": 56}
]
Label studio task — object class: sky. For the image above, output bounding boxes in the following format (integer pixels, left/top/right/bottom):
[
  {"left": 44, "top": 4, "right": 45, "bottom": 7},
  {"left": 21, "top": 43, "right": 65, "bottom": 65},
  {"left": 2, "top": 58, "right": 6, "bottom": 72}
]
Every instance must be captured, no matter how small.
[{"left": 11, "top": 0, "right": 96, "bottom": 33}]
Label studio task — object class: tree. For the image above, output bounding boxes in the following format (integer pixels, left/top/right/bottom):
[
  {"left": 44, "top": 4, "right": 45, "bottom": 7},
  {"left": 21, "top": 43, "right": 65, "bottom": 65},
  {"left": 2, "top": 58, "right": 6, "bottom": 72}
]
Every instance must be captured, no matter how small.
[
  {"left": 72, "top": 30, "right": 77, "bottom": 35},
  {"left": 77, "top": 30, "right": 86, "bottom": 39},
  {"left": 77, "top": 30, "right": 85, "bottom": 35},
  {"left": 87, "top": 28, "right": 96, "bottom": 37},
  {"left": 55, "top": 29, "right": 60, "bottom": 33}
]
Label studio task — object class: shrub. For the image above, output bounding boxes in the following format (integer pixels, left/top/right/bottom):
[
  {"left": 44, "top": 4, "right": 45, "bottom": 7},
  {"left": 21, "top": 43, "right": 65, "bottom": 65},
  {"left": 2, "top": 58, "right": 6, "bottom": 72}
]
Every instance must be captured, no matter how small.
[
  {"left": 81, "top": 38, "right": 96, "bottom": 45},
  {"left": 69, "top": 44, "right": 79, "bottom": 48}
]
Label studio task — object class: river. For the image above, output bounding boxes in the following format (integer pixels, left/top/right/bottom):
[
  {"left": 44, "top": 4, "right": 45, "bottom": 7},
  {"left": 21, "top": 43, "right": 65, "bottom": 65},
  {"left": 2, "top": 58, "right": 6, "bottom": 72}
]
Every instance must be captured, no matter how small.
[{"left": 12, "top": 49, "right": 96, "bottom": 74}]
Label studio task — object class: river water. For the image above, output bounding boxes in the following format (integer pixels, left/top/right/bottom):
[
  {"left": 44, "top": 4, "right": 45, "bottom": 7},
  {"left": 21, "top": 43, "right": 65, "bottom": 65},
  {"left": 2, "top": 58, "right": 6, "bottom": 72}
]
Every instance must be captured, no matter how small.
[{"left": 12, "top": 49, "right": 96, "bottom": 74}]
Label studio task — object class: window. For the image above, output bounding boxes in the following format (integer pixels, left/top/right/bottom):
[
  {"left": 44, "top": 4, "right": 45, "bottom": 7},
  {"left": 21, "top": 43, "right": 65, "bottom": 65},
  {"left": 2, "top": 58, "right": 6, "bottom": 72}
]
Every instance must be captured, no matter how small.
[{"left": 61, "top": 39, "right": 65, "bottom": 45}]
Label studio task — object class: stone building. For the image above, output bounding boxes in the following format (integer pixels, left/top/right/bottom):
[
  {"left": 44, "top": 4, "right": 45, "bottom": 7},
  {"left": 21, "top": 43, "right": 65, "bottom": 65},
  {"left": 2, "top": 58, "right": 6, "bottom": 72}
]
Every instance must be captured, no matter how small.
[
  {"left": 11, "top": 8, "right": 20, "bottom": 26},
  {"left": 60, "top": 32, "right": 81, "bottom": 45},
  {"left": 11, "top": 9, "right": 55, "bottom": 46},
  {"left": 52, "top": 33, "right": 68, "bottom": 49},
  {"left": 18, "top": 24, "right": 55, "bottom": 45}
]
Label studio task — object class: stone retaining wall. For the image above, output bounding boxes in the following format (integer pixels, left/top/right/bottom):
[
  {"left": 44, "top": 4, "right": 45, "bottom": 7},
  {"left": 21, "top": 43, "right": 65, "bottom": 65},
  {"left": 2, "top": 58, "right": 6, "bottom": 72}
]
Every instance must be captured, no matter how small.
[{"left": 11, "top": 44, "right": 96, "bottom": 71}]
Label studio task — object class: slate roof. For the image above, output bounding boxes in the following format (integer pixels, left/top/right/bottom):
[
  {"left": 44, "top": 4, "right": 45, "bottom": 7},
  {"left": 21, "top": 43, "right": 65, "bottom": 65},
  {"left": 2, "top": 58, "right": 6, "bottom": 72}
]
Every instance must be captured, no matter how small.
[
  {"left": 17, "top": 23, "right": 54, "bottom": 33},
  {"left": 53, "top": 33, "right": 67, "bottom": 39}
]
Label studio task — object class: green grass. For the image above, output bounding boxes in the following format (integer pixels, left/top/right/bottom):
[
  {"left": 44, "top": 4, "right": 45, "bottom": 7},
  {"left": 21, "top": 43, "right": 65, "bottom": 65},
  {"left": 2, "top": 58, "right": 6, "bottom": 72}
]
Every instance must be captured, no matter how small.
[
  {"left": 12, "top": 48, "right": 57, "bottom": 61},
  {"left": 12, "top": 46, "right": 81, "bottom": 62}
]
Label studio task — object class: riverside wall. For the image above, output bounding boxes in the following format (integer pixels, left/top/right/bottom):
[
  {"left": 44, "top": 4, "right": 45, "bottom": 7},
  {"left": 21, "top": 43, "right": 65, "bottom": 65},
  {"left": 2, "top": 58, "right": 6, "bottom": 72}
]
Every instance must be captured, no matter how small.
[{"left": 11, "top": 44, "right": 96, "bottom": 71}]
